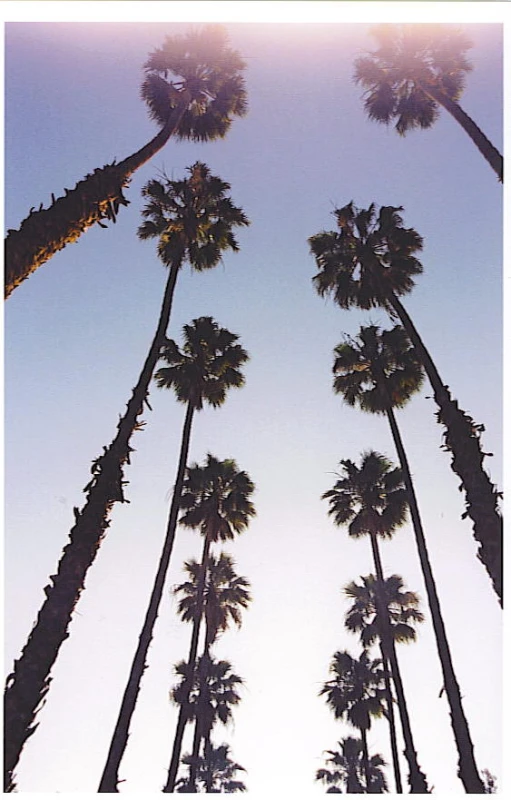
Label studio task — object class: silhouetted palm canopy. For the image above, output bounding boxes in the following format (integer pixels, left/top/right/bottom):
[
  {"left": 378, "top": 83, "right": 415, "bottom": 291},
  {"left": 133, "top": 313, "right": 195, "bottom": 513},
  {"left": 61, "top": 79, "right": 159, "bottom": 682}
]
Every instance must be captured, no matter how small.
[
  {"left": 175, "top": 551, "right": 251, "bottom": 645},
  {"left": 332, "top": 324, "right": 424, "bottom": 413},
  {"left": 353, "top": 24, "right": 502, "bottom": 180},
  {"left": 344, "top": 574, "right": 424, "bottom": 649},
  {"left": 320, "top": 650, "right": 385, "bottom": 733},
  {"left": 176, "top": 744, "right": 247, "bottom": 793},
  {"left": 172, "top": 655, "right": 243, "bottom": 729},
  {"left": 179, "top": 455, "right": 256, "bottom": 543},
  {"left": 155, "top": 317, "right": 248, "bottom": 412},
  {"left": 317, "top": 736, "right": 389, "bottom": 794},
  {"left": 323, "top": 447, "right": 409, "bottom": 541},
  {"left": 5, "top": 25, "right": 248, "bottom": 297},
  {"left": 138, "top": 162, "right": 249, "bottom": 271}
]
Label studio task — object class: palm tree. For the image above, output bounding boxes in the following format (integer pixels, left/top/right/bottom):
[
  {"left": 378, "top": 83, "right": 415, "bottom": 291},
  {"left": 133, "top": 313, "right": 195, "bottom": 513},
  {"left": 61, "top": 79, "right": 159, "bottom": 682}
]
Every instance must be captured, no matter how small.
[
  {"left": 309, "top": 201, "right": 502, "bottom": 605},
  {"left": 323, "top": 450, "right": 428, "bottom": 793},
  {"left": 164, "top": 455, "right": 255, "bottom": 793},
  {"left": 331, "top": 323, "right": 485, "bottom": 793},
  {"left": 344, "top": 572, "right": 425, "bottom": 794},
  {"left": 173, "top": 552, "right": 250, "bottom": 790},
  {"left": 171, "top": 654, "right": 243, "bottom": 792},
  {"left": 320, "top": 649, "right": 386, "bottom": 793},
  {"left": 353, "top": 24, "right": 503, "bottom": 180},
  {"left": 344, "top": 574, "right": 424, "bottom": 651},
  {"left": 176, "top": 743, "right": 247, "bottom": 793},
  {"left": 5, "top": 25, "right": 248, "bottom": 297},
  {"left": 97, "top": 320, "right": 248, "bottom": 792},
  {"left": 316, "top": 736, "right": 389, "bottom": 793},
  {"left": 175, "top": 552, "right": 251, "bottom": 651},
  {"left": 4, "top": 163, "right": 248, "bottom": 792}
]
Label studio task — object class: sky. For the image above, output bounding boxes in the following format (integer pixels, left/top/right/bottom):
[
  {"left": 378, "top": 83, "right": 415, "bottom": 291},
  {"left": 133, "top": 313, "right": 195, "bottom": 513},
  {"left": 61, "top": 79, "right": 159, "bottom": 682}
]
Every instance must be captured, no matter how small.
[{"left": 3, "top": 1, "right": 508, "bottom": 797}]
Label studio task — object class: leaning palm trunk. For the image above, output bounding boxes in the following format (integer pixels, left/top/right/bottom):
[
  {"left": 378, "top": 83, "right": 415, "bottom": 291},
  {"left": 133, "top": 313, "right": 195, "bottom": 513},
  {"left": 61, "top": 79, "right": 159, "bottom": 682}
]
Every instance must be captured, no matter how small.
[
  {"left": 368, "top": 532, "right": 429, "bottom": 793},
  {"left": 386, "top": 405, "right": 485, "bottom": 793},
  {"left": 388, "top": 293, "right": 502, "bottom": 606},
  {"left": 98, "top": 400, "right": 195, "bottom": 792},
  {"left": 188, "top": 642, "right": 213, "bottom": 792},
  {"left": 3, "top": 261, "right": 180, "bottom": 792},
  {"left": 4, "top": 99, "right": 189, "bottom": 298},
  {"left": 359, "top": 729, "right": 374, "bottom": 793},
  {"left": 164, "top": 534, "right": 211, "bottom": 793},
  {"left": 419, "top": 82, "right": 503, "bottom": 182},
  {"left": 379, "top": 645, "right": 402, "bottom": 793}
]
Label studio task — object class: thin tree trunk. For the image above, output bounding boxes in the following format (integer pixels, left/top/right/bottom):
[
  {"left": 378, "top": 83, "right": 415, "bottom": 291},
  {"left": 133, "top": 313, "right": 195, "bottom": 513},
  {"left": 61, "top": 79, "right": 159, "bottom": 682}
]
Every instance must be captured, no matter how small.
[
  {"left": 386, "top": 405, "right": 485, "bottom": 793},
  {"left": 163, "top": 534, "right": 211, "bottom": 793},
  {"left": 389, "top": 293, "right": 502, "bottom": 606},
  {"left": 420, "top": 82, "right": 503, "bottom": 181},
  {"left": 3, "top": 262, "right": 180, "bottom": 793},
  {"left": 188, "top": 642, "right": 212, "bottom": 793},
  {"left": 98, "top": 400, "right": 195, "bottom": 792},
  {"left": 369, "top": 533, "right": 429, "bottom": 793},
  {"left": 4, "top": 96, "right": 190, "bottom": 298},
  {"left": 360, "top": 728, "right": 374, "bottom": 793},
  {"left": 379, "top": 647, "right": 402, "bottom": 794}
]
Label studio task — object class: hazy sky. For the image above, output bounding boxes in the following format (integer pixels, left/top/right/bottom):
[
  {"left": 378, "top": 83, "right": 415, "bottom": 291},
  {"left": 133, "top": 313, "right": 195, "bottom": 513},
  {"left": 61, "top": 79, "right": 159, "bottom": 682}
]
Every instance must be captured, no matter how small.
[{"left": 3, "top": 1, "right": 506, "bottom": 796}]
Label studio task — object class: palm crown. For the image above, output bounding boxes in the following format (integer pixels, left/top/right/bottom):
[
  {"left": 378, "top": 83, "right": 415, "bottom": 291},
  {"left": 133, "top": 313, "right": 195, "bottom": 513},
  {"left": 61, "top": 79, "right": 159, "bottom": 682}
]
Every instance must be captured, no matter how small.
[
  {"left": 174, "top": 552, "right": 251, "bottom": 645},
  {"left": 155, "top": 317, "right": 249, "bottom": 411},
  {"left": 317, "top": 736, "right": 388, "bottom": 794},
  {"left": 333, "top": 325, "right": 424, "bottom": 414},
  {"left": 309, "top": 201, "right": 423, "bottom": 311},
  {"left": 142, "top": 25, "right": 248, "bottom": 139},
  {"left": 138, "top": 161, "right": 249, "bottom": 270},
  {"left": 323, "top": 449, "right": 408, "bottom": 541},
  {"left": 320, "top": 650, "right": 385, "bottom": 733},
  {"left": 353, "top": 24, "right": 473, "bottom": 134},
  {"left": 344, "top": 574, "right": 425, "bottom": 649},
  {"left": 179, "top": 454, "right": 256, "bottom": 542}
]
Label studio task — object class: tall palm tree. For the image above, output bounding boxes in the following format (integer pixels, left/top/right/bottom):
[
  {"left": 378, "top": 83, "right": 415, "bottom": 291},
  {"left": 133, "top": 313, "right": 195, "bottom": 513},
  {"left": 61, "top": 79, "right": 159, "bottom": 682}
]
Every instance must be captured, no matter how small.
[
  {"left": 97, "top": 320, "right": 248, "bottom": 792},
  {"left": 323, "top": 450, "right": 428, "bottom": 793},
  {"left": 353, "top": 24, "right": 503, "bottom": 180},
  {"left": 309, "top": 201, "right": 502, "bottom": 605},
  {"left": 316, "top": 736, "right": 389, "bottom": 793},
  {"left": 4, "top": 163, "right": 248, "bottom": 792},
  {"left": 176, "top": 743, "right": 247, "bottom": 793},
  {"left": 5, "top": 25, "right": 248, "bottom": 297},
  {"left": 171, "top": 654, "right": 243, "bottom": 792},
  {"left": 164, "top": 455, "right": 255, "bottom": 793},
  {"left": 175, "top": 552, "right": 251, "bottom": 651},
  {"left": 332, "top": 323, "right": 485, "bottom": 793},
  {"left": 344, "top": 574, "right": 424, "bottom": 651},
  {"left": 320, "top": 649, "right": 386, "bottom": 793},
  {"left": 344, "top": 572, "right": 425, "bottom": 794},
  {"left": 173, "top": 552, "right": 250, "bottom": 791}
]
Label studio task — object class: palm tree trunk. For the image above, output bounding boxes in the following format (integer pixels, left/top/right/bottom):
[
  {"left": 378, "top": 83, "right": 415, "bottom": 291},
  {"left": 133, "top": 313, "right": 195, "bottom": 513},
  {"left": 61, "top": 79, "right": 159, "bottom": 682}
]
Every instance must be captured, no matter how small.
[
  {"left": 369, "top": 533, "right": 429, "bottom": 793},
  {"left": 386, "top": 405, "right": 485, "bottom": 793},
  {"left": 379, "top": 647, "right": 403, "bottom": 793},
  {"left": 98, "top": 400, "right": 195, "bottom": 792},
  {"left": 388, "top": 292, "right": 502, "bottom": 606},
  {"left": 3, "top": 261, "right": 180, "bottom": 793},
  {"left": 419, "top": 82, "right": 503, "bottom": 181},
  {"left": 4, "top": 96, "right": 190, "bottom": 298},
  {"left": 360, "top": 728, "right": 374, "bottom": 793},
  {"left": 163, "top": 534, "right": 211, "bottom": 793}
]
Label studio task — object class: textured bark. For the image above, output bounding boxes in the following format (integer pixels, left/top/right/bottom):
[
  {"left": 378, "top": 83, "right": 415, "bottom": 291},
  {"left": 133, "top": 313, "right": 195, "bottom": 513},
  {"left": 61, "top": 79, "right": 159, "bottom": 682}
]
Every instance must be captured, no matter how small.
[
  {"left": 369, "top": 533, "right": 429, "bottom": 794},
  {"left": 421, "top": 82, "right": 503, "bottom": 182},
  {"left": 389, "top": 294, "right": 503, "bottom": 606},
  {"left": 4, "top": 100, "right": 189, "bottom": 298},
  {"left": 4, "top": 262, "right": 180, "bottom": 792},
  {"left": 386, "top": 406, "right": 485, "bottom": 793},
  {"left": 164, "top": 534, "right": 211, "bottom": 793},
  {"left": 98, "top": 401, "right": 195, "bottom": 792}
]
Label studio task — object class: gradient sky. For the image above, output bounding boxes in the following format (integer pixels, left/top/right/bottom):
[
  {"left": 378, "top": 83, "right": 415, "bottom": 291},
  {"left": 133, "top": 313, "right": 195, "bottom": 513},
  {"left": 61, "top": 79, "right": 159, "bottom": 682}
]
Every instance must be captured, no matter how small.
[{"left": 3, "top": 2, "right": 507, "bottom": 796}]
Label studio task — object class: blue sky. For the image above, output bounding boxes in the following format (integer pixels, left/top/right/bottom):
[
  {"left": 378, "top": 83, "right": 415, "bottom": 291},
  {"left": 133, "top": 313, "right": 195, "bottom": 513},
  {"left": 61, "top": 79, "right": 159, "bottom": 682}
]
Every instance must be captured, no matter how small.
[{"left": 3, "top": 2, "right": 506, "bottom": 796}]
